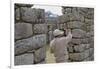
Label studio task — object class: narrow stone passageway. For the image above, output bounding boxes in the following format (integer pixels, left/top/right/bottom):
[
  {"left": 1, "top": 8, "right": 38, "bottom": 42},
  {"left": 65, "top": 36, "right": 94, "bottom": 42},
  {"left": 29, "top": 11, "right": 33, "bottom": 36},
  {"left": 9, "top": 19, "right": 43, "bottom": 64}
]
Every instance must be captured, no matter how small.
[{"left": 14, "top": 3, "right": 94, "bottom": 65}]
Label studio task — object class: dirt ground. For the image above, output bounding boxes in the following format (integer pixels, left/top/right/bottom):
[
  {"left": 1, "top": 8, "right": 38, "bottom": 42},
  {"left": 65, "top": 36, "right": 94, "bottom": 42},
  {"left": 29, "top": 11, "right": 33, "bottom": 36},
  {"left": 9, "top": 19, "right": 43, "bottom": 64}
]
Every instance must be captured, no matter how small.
[{"left": 46, "top": 45, "right": 56, "bottom": 63}]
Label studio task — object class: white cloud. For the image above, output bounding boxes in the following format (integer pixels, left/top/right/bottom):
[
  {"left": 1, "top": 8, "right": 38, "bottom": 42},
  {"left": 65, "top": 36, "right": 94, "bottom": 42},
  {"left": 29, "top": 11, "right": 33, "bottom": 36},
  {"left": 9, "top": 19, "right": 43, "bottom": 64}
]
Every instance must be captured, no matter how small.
[{"left": 32, "top": 4, "right": 62, "bottom": 15}]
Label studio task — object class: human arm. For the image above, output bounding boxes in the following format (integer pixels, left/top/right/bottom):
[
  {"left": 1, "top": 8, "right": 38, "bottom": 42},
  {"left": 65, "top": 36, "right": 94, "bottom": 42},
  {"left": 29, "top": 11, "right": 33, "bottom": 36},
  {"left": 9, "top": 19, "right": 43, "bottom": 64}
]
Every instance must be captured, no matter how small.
[{"left": 65, "top": 29, "right": 72, "bottom": 43}]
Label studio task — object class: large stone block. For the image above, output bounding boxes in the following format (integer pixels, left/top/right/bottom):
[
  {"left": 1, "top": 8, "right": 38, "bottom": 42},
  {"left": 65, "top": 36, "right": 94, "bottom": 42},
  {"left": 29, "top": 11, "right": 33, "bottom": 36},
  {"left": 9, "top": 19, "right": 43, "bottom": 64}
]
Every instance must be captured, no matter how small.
[
  {"left": 71, "top": 38, "right": 91, "bottom": 44},
  {"left": 84, "top": 54, "right": 94, "bottom": 61},
  {"left": 86, "top": 25, "right": 94, "bottom": 32},
  {"left": 15, "top": 23, "right": 33, "bottom": 40},
  {"left": 15, "top": 53, "right": 34, "bottom": 65},
  {"left": 64, "top": 8, "right": 72, "bottom": 14},
  {"left": 71, "top": 38, "right": 81, "bottom": 44},
  {"left": 78, "top": 8, "right": 94, "bottom": 19},
  {"left": 58, "top": 14, "right": 69, "bottom": 23},
  {"left": 85, "top": 18, "right": 94, "bottom": 26},
  {"left": 15, "top": 34, "right": 46, "bottom": 55},
  {"left": 74, "top": 44, "right": 90, "bottom": 52},
  {"left": 78, "top": 8, "right": 89, "bottom": 15},
  {"left": 86, "top": 31, "right": 94, "bottom": 38},
  {"left": 15, "top": 37, "right": 35, "bottom": 55},
  {"left": 72, "top": 29, "right": 86, "bottom": 38},
  {"left": 67, "top": 21, "right": 84, "bottom": 29},
  {"left": 89, "top": 48, "right": 94, "bottom": 56},
  {"left": 59, "top": 13, "right": 84, "bottom": 23},
  {"left": 68, "top": 13, "right": 84, "bottom": 22},
  {"left": 85, "top": 8, "right": 94, "bottom": 19},
  {"left": 33, "top": 34, "right": 46, "bottom": 47},
  {"left": 69, "top": 49, "right": 90, "bottom": 61},
  {"left": 89, "top": 53, "right": 94, "bottom": 61},
  {"left": 33, "top": 24, "right": 47, "bottom": 34},
  {"left": 69, "top": 53, "right": 84, "bottom": 61},
  {"left": 34, "top": 46, "right": 46, "bottom": 63},
  {"left": 81, "top": 38, "right": 91, "bottom": 44},
  {"left": 90, "top": 41, "right": 94, "bottom": 48},
  {"left": 21, "top": 7, "right": 45, "bottom": 23}
]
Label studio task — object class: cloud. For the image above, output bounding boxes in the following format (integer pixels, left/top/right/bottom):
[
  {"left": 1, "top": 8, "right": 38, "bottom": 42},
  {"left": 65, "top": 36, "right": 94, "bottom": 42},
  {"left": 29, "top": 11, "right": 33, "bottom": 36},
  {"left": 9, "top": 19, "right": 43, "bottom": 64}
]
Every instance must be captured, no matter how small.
[{"left": 32, "top": 4, "right": 62, "bottom": 15}]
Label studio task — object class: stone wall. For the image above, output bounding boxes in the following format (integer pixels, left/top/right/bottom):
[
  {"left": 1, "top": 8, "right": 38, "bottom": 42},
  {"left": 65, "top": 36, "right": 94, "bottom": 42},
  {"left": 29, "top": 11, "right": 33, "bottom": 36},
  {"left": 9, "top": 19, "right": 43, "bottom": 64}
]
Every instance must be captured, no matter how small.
[
  {"left": 14, "top": 4, "right": 47, "bottom": 65},
  {"left": 59, "top": 7, "right": 94, "bottom": 62},
  {"left": 14, "top": 4, "right": 94, "bottom": 64}
]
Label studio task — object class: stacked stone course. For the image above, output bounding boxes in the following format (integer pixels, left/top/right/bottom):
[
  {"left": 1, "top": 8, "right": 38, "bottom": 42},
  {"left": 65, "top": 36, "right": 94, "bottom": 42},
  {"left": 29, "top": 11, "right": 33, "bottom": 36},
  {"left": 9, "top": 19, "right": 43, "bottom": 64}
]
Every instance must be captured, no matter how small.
[
  {"left": 60, "top": 7, "right": 94, "bottom": 62},
  {"left": 14, "top": 3, "right": 47, "bottom": 65}
]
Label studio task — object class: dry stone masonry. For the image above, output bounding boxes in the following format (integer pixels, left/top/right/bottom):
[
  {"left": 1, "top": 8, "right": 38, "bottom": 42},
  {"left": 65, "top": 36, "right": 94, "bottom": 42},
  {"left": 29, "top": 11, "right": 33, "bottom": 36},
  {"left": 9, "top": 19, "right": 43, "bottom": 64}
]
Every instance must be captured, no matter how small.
[
  {"left": 60, "top": 7, "right": 94, "bottom": 62},
  {"left": 14, "top": 4, "right": 46, "bottom": 65},
  {"left": 14, "top": 3, "right": 94, "bottom": 65}
]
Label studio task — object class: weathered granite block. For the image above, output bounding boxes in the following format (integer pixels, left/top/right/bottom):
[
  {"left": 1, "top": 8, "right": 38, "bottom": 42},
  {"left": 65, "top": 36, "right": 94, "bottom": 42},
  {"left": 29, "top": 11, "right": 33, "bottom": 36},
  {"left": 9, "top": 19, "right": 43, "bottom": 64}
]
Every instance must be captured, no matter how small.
[
  {"left": 15, "top": 53, "right": 34, "bottom": 65},
  {"left": 64, "top": 8, "right": 72, "bottom": 14},
  {"left": 71, "top": 38, "right": 91, "bottom": 44},
  {"left": 71, "top": 38, "right": 82, "bottom": 44},
  {"left": 78, "top": 8, "right": 89, "bottom": 15},
  {"left": 15, "top": 23, "right": 33, "bottom": 40},
  {"left": 69, "top": 53, "right": 84, "bottom": 61},
  {"left": 68, "top": 13, "right": 84, "bottom": 22},
  {"left": 67, "top": 21, "right": 84, "bottom": 29},
  {"left": 86, "top": 25, "right": 94, "bottom": 32},
  {"left": 34, "top": 46, "right": 46, "bottom": 63},
  {"left": 74, "top": 44, "right": 90, "bottom": 52},
  {"left": 86, "top": 31, "right": 94, "bottom": 38},
  {"left": 69, "top": 49, "right": 90, "bottom": 61},
  {"left": 15, "top": 37, "right": 35, "bottom": 55},
  {"left": 85, "top": 8, "right": 94, "bottom": 19},
  {"left": 33, "top": 34, "right": 46, "bottom": 47},
  {"left": 85, "top": 18, "right": 94, "bottom": 26},
  {"left": 33, "top": 24, "right": 47, "bottom": 34},
  {"left": 58, "top": 14, "right": 69, "bottom": 23},
  {"left": 15, "top": 34, "right": 46, "bottom": 55},
  {"left": 89, "top": 48, "right": 94, "bottom": 56},
  {"left": 72, "top": 29, "right": 86, "bottom": 38},
  {"left": 21, "top": 7, "right": 45, "bottom": 23}
]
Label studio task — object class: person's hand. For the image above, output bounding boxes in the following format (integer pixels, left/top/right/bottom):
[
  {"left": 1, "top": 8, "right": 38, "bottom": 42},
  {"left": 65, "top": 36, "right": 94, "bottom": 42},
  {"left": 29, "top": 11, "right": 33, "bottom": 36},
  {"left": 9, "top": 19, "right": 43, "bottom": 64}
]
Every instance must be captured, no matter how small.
[{"left": 67, "top": 29, "right": 71, "bottom": 32}]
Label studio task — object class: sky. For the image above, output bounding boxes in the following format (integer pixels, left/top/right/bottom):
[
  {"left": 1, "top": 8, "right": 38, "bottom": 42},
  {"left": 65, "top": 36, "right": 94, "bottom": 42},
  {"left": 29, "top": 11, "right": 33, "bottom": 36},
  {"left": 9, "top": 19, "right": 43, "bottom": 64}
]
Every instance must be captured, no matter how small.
[{"left": 32, "top": 4, "right": 63, "bottom": 15}]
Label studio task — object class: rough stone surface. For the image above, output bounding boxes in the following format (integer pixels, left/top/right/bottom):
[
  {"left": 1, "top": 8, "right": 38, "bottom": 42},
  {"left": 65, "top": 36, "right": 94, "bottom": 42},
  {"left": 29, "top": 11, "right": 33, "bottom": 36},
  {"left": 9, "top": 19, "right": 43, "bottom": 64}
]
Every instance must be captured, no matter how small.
[
  {"left": 69, "top": 49, "right": 90, "bottom": 61},
  {"left": 21, "top": 7, "right": 45, "bottom": 23},
  {"left": 15, "top": 53, "right": 34, "bottom": 65},
  {"left": 15, "top": 8, "right": 20, "bottom": 21},
  {"left": 59, "top": 7, "right": 94, "bottom": 62},
  {"left": 69, "top": 53, "right": 84, "bottom": 61},
  {"left": 33, "top": 24, "right": 47, "bottom": 34},
  {"left": 15, "top": 34, "right": 46, "bottom": 55},
  {"left": 15, "top": 23, "right": 33, "bottom": 40},
  {"left": 15, "top": 37, "right": 35, "bottom": 55},
  {"left": 72, "top": 29, "right": 86, "bottom": 38},
  {"left": 67, "top": 21, "right": 84, "bottom": 29},
  {"left": 74, "top": 44, "right": 90, "bottom": 52},
  {"left": 71, "top": 38, "right": 91, "bottom": 44},
  {"left": 68, "top": 13, "right": 84, "bottom": 22},
  {"left": 33, "top": 34, "right": 46, "bottom": 47},
  {"left": 14, "top": 4, "right": 94, "bottom": 64},
  {"left": 34, "top": 46, "right": 46, "bottom": 63},
  {"left": 14, "top": 4, "right": 47, "bottom": 65},
  {"left": 85, "top": 18, "right": 94, "bottom": 26}
]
